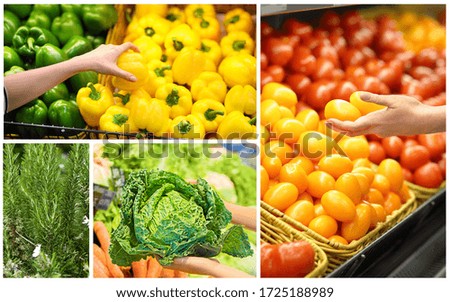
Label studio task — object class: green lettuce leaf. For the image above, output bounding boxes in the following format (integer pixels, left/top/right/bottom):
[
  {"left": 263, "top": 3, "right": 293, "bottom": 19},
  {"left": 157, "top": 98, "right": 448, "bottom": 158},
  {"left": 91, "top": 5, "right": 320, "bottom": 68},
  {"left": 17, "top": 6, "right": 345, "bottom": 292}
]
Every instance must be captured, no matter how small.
[{"left": 110, "top": 169, "right": 253, "bottom": 266}]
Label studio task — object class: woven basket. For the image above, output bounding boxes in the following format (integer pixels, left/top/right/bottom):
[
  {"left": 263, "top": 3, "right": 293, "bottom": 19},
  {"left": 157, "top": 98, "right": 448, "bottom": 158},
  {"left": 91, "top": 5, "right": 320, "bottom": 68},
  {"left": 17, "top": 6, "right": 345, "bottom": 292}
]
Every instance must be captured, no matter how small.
[
  {"left": 261, "top": 190, "right": 417, "bottom": 274},
  {"left": 407, "top": 181, "right": 446, "bottom": 203},
  {"left": 261, "top": 207, "right": 329, "bottom": 278}
]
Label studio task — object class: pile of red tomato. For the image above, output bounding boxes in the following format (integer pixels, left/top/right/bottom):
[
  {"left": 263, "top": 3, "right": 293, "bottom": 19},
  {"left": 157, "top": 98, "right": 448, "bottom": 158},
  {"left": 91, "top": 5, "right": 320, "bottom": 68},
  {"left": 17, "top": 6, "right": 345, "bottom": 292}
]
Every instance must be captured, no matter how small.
[{"left": 261, "top": 9, "right": 446, "bottom": 189}]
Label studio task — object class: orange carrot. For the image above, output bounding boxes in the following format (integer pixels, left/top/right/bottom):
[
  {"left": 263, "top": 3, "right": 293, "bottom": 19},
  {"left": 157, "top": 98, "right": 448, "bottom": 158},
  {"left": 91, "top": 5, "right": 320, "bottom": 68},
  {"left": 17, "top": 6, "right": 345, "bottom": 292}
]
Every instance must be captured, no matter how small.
[
  {"left": 106, "top": 255, "right": 125, "bottom": 278},
  {"left": 94, "top": 221, "right": 110, "bottom": 253},
  {"left": 146, "top": 257, "right": 163, "bottom": 278},
  {"left": 120, "top": 266, "right": 132, "bottom": 278},
  {"left": 132, "top": 259, "right": 148, "bottom": 278},
  {"left": 160, "top": 268, "right": 176, "bottom": 278},
  {"left": 94, "top": 254, "right": 112, "bottom": 278},
  {"left": 174, "top": 270, "right": 189, "bottom": 278},
  {"left": 93, "top": 244, "right": 107, "bottom": 266}
]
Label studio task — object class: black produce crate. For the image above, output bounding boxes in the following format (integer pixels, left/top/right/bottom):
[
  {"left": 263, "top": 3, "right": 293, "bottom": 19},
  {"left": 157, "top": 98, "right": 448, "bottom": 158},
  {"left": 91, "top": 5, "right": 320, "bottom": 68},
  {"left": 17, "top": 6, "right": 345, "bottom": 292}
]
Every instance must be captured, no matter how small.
[{"left": 327, "top": 190, "right": 446, "bottom": 277}]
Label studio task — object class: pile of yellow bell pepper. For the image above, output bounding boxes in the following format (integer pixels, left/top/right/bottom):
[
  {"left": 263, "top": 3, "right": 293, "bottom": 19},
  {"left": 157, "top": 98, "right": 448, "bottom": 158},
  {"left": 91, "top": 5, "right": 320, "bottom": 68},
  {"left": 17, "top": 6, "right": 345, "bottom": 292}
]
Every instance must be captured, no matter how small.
[{"left": 76, "top": 4, "right": 256, "bottom": 139}]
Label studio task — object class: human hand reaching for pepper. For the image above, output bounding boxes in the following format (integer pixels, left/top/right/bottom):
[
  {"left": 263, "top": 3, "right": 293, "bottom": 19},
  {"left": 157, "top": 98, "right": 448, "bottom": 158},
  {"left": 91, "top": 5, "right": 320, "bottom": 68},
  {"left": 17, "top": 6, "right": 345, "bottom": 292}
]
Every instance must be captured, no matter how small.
[{"left": 327, "top": 92, "right": 446, "bottom": 137}]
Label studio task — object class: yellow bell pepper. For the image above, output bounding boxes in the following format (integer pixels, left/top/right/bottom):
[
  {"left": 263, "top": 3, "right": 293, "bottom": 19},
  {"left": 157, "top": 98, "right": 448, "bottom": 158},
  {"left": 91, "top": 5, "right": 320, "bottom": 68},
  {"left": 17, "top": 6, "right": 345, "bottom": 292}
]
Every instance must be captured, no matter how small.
[
  {"left": 218, "top": 53, "right": 256, "bottom": 88},
  {"left": 76, "top": 83, "right": 114, "bottom": 127},
  {"left": 129, "top": 97, "right": 169, "bottom": 134},
  {"left": 220, "top": 31, "right": 255, "bottom": 57},
  {"left": 155, "top": 83, "right": 192, "bottom": 119},
  {"left": 134, "top": 4, "right": 168, "bottom": 18},
  {"left": 164, "top": 24, "right": 201, "bottom": 61},
  {"left": 165, "top": 7, "right": 186, "bottom": 28},
  {"left": 190, "top": 71, "right": 227, "bottom": 103},
  {"left": 191, "top": 16, "right": 221, "bottom": 41},
  {"left": 130, "top": 35, "right": 162, "bottom": 63},
  {"left": 172, "top": 47, "right": 216, "bottom": 86},
  {"left": 191, "top": 99, "right": 226, "bottom": 133},
  {"left": 112, "top": 50, "right": 149, "bottom": 91},
  {"left": 154, "top": 117, "right": 172, "bottom": 138},
  {"left": 224, "top": 85, "right": 256, "bottom": 116},
  {"left": 199, "top": 39, "right": 222, "bottom": 66},
  {"left": 145, "top": 59, "right": 173, "bottom": 96},
  {"left": 124, "top": 15, "right": 171, "bottom": 46},
  {"left": 185, "top": 4, "right": 216, "bottom": 26},
  {"left": 223, "top": 8, "right": 253, "bottom": 35},
  {"left": 217, "top": 111, "right": 256, "bottom": 139},
  {"left": 99, "top": 105, "right": 138, "bottom": 134},
  {"left": 170, "top": 114, "right": 205, "bottom": 139},
  {"left": 113, "top": 88, "right": 151, "bottom": 109}
]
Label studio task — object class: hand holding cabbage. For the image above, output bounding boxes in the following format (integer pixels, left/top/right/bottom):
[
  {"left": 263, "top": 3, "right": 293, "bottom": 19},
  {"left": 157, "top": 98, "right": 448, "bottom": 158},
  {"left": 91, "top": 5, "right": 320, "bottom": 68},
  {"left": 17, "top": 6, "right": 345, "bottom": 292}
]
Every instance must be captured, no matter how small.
[{"left": 110, "top": 169, "right": 253, "bottom": 266}]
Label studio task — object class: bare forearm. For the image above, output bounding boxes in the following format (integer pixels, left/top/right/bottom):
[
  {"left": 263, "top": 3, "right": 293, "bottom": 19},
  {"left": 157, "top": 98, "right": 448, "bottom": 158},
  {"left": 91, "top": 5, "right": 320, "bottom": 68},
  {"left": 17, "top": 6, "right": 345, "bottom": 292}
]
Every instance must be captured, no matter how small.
[
  {"left": 4, "top": 56, "right": 93, "bottom": 111},
  {"left": 419, "top": 105, "right": 446, "bottom": 134}
]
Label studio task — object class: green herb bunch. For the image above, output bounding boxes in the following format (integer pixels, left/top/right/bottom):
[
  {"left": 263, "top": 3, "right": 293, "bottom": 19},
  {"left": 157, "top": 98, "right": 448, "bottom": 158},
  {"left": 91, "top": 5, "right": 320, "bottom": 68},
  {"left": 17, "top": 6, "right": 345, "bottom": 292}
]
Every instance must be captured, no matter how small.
[{"left": 3, "top": 144, "right": 89, "bottom": 278}]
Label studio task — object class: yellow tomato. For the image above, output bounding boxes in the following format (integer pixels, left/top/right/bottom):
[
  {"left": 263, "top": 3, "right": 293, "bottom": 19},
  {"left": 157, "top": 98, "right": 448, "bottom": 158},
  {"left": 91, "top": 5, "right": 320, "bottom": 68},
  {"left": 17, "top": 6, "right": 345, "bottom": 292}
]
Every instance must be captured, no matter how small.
[
  {"left": 341, "top": 203, "right": 371, "bottom": 242},
  {"left": 273, "top": 118, "right": 306, "bottom": 145},
  {"left": 314, "top": 203, "right": 327, "bottom": 216},
  {"left": 306, "top": 171, "right": 335, "bottom": 199},
  {"left": 298, "top": 131, "right": 332, "bottom": 162},
  {"left": 371, "top": 203, "right": 387, "bottom": 223},
  {"left": 321, "top": 190, "right": 356, "bottom": 222},
  {"left": 261, "top": 166, "right": 269, "bottom": 197},
  {"left": 371, "top": 173, "right": 391, "bottom": 196},
  {"left": 352, "top": 158, "right": 372, "bottom": 169},
  {"left": 318, "top": 154, "right": 353, "bottom": 179},
  {"left": 384, "top": 192, "right": 402, "bottom": 215},
  {"left": 308, "top": 215, "right": 338, "bottom": 238},
  {"left": 328, "top": 235, "right": 349, "bottom": 245},
  {"left": 263, "top": 182, "right": 298, "bottom": 211},
  {"left": 365, "top": 188, "right": 385, "bottom": 205},
  {"left": 279, "top": 162, "right": 308, "bottom": 194},
  {"left": 349, "top": 91, "right": 385, "bottom": 116},
  {"left": 261, "top": 99, "right": 281, "bottom": 128},
  {"left": 353, "top": 172, "right": 370, "bottom": 195},
  {"left": 279, "top": 106, "right": 295, "bottom": 118},
  {"left": 352, "top": 167, "right": 375, "bottom": 185},
  {"left": 262, "top": 155, "right": 282, "bottom": 179},
  {"left": 263, "top": 140, "right": 295, "bottom": 165},
  {"left": 339, "top": 136, "right": 370, "bottom": 160},
  {"left": 298, "top": 191, "right": 314, "bottom": 203},
  {"left": 335, "top": 173, "right": 362, "bottom": 204},
  {"left": 261, "top": 82, "right": 297, "bottom": 108},
  {"left": 377, "top": 159, "right": 404, "bottom": 193},
  {"left": 324, "top": 99, "right": 361, "bottom": 121},
  {"left": 284, "top": 200, "right": 315, "bottom": 226},
  {"left": 289, "top": 156, "right": 315, "bottom": 174},
  {"left": 295, "top": 109, "right": 320, "bottom": 131}
]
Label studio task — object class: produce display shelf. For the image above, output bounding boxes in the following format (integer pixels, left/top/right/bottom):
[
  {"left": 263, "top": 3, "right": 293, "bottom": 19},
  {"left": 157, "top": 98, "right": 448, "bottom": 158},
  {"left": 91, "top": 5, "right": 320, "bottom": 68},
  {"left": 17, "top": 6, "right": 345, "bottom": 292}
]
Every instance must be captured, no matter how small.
[{"left": 327, "top": 189, "right": 446, "bottom": 277}]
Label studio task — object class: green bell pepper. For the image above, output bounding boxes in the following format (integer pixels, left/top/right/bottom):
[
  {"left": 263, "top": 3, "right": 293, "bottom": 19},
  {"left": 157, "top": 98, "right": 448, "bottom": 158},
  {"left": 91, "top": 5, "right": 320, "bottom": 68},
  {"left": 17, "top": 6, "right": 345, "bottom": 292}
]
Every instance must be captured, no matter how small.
[
  {"left": 15, "top": 99, "right": 48, "bottom": 125},
  {"left": 51, "top": 12, "right": 84, "bottom": 45},
  {"left": 35, "top": 44, "right": 68, "bottom": 68},
  {"left": 25, "top": 10, "right": 51, "bottom": 30},
  {"left": 33, "top": 4, "right": 61, "bottom": 21},
  {"left": 42, "top": 83, "right": 70, "bottom": 107},
  {"left": 4, "top": 10, "right": 21, "bottom": 46},
  {"left": 4, "top": 66, "right": 25, "bottom": 76},
  {"left": 4, "top": 46, "right": 24, "bottom": 71},
  {"left": 81, "top": 5, "right": 118, "bottom": 35},
  {"left": 86, "top": 35, "right": 105, "bottom": 49},
  {"left": 62, "top": 36, "right": 93, "bottom": 58},
  {"left": 12, "top": 26, "right": 60, "bottom": 58},
  {"left": 48, "top": 100, "right": 86, "bottom": 128},
  {"left": 68, "top": 71, "right": 98, "bottom": 92},
  {"left": 5, "top": 4, "right": 33, "bottom": 19},
  {"left": 61, "top": 4, "right": 83, "bottom": 18}
]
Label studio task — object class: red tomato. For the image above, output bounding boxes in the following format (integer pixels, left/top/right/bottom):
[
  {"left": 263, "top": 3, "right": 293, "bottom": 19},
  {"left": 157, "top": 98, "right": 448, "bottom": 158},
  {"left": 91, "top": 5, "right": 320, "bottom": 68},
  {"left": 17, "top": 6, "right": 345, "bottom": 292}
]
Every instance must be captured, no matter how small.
[
  {"left": 283, "top": 19, "right": 313, "bottom": 39},
  {"left": 289, "top": 46, "right": 317, "bottom": 76},
  {"left": 377, "top": 67, "right": 401, "bottom": 90},
  {"left": 320, "top": 10, "right": 341, "bottom": 30},
  {"left": 438, "top": 156, "right": 446, "bottom": 179},
  {"left": 329, "top": 31, "right": 347, "bottom": 56},
  {"left": 376, "top": 15, "right": 397, "bottom": 31},
  {"left": 261, "top": 71, "right": 274, "bottom": 89},
  {"left": 417, "top": 133, "right": 446, "bottom": 161},
  {"left": 353, "top": 76, "right": 382, "bottom": 93},
  {"left": 376, "top": 30, "right": 405, "bottom": 53},
  {"left": 302, "top": 81, "right": 332, "bottom": 110},
  {"left": 364, "top": 59, "right": 385, "bottom": 76},
  {"left": 400, "top": 145, "right": 431, "bottom": 171},
  {"left": 312, "top": 57, "right": 335, "bottom": 81},
  {"left": 369, "top": 141, "right": 386, "bottom": 165},
  {"left": 313, "top": 45, "right": 339, "bottom": 67},
  {"left": 403, "top": 139, "right": 419, "bottom": 149},
  {"left": 261, "top": 52, "right": 269, "bottom": 70},
  {"left": 261, "top": 22, "right": 274, "bottom": 37},
  {"left": 332, "top": 81, "right": 357, "bottom": 100},
  {"left": 413, "top": 48, "right": 439, "bottom": 68},
  {"left": 402, "top": 167, "right": 413, "bottom": 182},
  {"left": 345, "top": 66, "right": 366, "bottom": 80},
  {"left": 260, "top": 241, "right": 315, "bottom": 278},
  {"left": 285, "top": 74, "right": 311, "bottom": 97},
  {"left": 341, "top": 11, "right": 362, "bottom": 29},
  {"left": 414, "top": 162, "right": 444, "bottom": 188},
  {"left": 409, "top": 66, "right": 434, "bottom": 80},
  {"left": 341, "top": 48, "right": 366, "bottom": 68},
  {"left": 267, "top": 65, "right": 285, "bottom": 83},
  {"left": 346, "top": 27, "right": 374, "bottom": 48},
  {"left": 262, "top": 37, "right": 294, "bottom": 67},
  {"left": 381, "top": 136, "right": 404, "bottom": 159}
]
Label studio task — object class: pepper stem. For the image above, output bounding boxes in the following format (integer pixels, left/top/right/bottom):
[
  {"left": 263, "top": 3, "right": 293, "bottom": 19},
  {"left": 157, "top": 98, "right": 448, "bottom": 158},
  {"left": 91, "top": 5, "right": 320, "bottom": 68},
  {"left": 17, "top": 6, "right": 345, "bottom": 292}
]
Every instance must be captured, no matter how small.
[
  {"left": 249, "top": 117, "right": 256, "bottom": 125},
  {"left": 27, "top": 37, "right": 35, "bottom": 51},
  {"left": 113, "top": 93, "right": 131, "bottom": 105},
  {"left": 166, "top": 13, "right": 177, "bottom": 22},
  {"left": 145, "top": 27, "right": 156, "bottom": 37},
  {"left": 166, "top": 88, "right": 179, "bottom": 106},
  {"left": 232, "top": 40, "right": 246, "bottom": 51},
  {"left": 200, "top": 42, "right": 211, "bottom": 52},
  {"left": 200, "top": 19, "right": 210, "bottom": 28},
  {"left": 193, "top": 8, "right": 204, "bottom": 18},
  {"left": 177, "top": 120, "right": 192, "bottom": 134},
  {"left": 204, "top": 109, "right": 224, "bottom": 121},
  {"left": 154, "top": 65, "right": 171, "bottom": 77},
  {"left": 224, "top": 15, "right": 240, "bottom": 25},
  {"left": 88, "top": 83, "right": 101, "bottom": 101},
  {"left": 112, "top": 114, "right": 129, "bottom": 126},
  {"left": 172, "top": 38, "right": 184, "bottom": 51}
]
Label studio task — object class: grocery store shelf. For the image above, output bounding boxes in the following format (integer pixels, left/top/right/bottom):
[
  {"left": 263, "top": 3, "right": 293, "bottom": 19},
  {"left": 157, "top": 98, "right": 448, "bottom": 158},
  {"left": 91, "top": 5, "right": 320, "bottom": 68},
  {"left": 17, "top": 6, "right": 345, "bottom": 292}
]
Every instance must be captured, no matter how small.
[
  {"left": 261, "top": 5, "right": 338, "bottom": 16},
  {"left": 328, "top": 190, "right": 446, "bottom": 277}
]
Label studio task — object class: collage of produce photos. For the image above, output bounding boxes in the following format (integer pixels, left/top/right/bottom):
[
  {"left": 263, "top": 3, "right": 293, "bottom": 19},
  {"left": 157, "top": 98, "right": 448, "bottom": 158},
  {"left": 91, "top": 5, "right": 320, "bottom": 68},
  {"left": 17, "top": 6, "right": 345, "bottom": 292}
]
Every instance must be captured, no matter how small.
[{"left": 1, "top": 2, "right": 447, "bottom": 283}]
